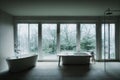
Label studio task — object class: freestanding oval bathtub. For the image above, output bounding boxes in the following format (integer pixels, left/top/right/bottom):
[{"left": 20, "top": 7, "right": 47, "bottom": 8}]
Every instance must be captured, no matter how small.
[{"left": 6, "top": 54, "right": 38, "bottom": 72}]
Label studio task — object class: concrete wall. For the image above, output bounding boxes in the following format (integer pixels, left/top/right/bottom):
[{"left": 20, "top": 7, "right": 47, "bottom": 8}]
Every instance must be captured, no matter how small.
[
  {"left": 0, "top": 10, "right": 14, "bottom": 72},
  {"left": 0, "top": 0, "right": 120, "bottom": 16},
  {"left": 119, "top": 16, "right": 120, "bottom": 60}
]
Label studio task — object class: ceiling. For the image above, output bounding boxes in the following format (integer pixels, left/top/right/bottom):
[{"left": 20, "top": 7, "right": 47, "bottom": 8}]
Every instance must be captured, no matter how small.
[{"left": 0, "top": 0, "right": 120, "bottom": 16}]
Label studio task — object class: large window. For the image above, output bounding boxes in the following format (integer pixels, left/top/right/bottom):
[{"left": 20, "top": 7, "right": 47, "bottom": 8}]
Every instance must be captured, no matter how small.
[
  {"left": 80, "top": 24, "right": 96, "bottom": 55},
  {"left": 16, "top": 22, "right": 117, "bottom": 61},
  {"left": 60, "top": 24, "right": 76, "bottom": 53},
  {"left": 17, "top": 23, "right": 38, "bottom": 55},
  {"left": 102, "top": 24, "right": 115, "bottom": 59},
  {"left": 42, "top": 24, "right": 57, "bottom": 60}
]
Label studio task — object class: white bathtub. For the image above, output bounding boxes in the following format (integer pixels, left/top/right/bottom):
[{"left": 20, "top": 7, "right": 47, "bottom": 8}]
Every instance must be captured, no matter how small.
[
  {"left": 59, "top": 53, "right": 91, "bottom": 65},
  {"left": 6, "top": 54, "right": 38, "bottom": 72}
]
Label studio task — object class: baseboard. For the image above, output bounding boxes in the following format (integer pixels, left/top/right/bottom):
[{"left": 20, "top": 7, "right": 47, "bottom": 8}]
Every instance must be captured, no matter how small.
[
  {"left": 96, "top": 60, "right": 120, "bottom": 62},
  {"left": 37, "top": 60, "right": 58, "bottom": 62}
]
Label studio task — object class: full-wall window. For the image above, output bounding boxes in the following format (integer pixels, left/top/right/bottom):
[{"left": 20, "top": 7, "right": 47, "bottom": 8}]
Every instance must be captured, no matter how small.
[
  {"left": 17, "top": 23, "right": 38, "bottom": 55},
  {"left": 60, "top": 24, "right": 76, "bottom": 53},
  {"left": 102, "top": 24, "right": 115, "bottom": 59},
  {"left": 42, "top": 24, "right": 57, "bottom": 60},
  {"left": 16, "top": 22, "right": 117, "bottom": 61}
]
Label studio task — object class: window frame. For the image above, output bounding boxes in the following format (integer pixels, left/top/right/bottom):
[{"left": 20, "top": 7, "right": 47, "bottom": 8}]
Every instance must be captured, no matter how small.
[{"left": 14, "top": 18, "right": 119, "bottom": 61}]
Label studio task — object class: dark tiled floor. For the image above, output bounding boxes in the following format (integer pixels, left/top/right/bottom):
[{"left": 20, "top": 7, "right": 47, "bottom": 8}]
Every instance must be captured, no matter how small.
[{"left": 0, "top": 62, "right": 120, "bottom": 80}]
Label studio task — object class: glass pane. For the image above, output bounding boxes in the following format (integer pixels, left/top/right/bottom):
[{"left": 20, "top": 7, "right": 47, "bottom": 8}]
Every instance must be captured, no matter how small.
[
  {"left": 17, "top": 23, "right": 38, "bottom": 56},
  {"left": 17, "top": 24, "right": 29, "bottom": 55},
  {"left": 102, "top": 24, "right": 115, "bottom": 59},
  {"left": 42, "top": 24, "right": 57, "bottom": 60},
  {"left": 29, "top": 24, "right": 38, "bottom": 54},
  {"left": 80, "top": 24, "right": 96, "bottom": 56},
  {"left": 60, "top": 24, "right": 76, "bottom": 54}
]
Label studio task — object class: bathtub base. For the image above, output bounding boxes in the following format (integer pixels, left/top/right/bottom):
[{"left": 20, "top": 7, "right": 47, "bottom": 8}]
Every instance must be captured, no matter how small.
[{"left": 62, "top": 56, "right": 90, "bottom": 65}]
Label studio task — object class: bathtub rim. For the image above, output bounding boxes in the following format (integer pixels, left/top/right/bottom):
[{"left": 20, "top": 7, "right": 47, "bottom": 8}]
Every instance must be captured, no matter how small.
[{"left": 6, "top": 54, "right": 38, "bottom": 61}]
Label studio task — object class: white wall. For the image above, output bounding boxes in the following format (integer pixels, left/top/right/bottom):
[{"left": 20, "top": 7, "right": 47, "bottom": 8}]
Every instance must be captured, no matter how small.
[{"left": 0, "top": 10, "right": 14, "bottom": 72}]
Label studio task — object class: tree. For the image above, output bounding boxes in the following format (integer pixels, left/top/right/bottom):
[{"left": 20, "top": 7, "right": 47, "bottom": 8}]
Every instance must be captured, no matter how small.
[
  {"left": 42, "top": 24, "right": 57, "bottom": 54},
  {"left": 60, "top": 24, "right": 76, "bottom": 51},
  {"left": 48, "top": 27, "right": 57, "bottom": 54},
  {"left": 80, "top": 24, "right": 96, "bottom": 52},
  {"left": 80, "top": 35, "right": 95, "bottom": 51}
]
